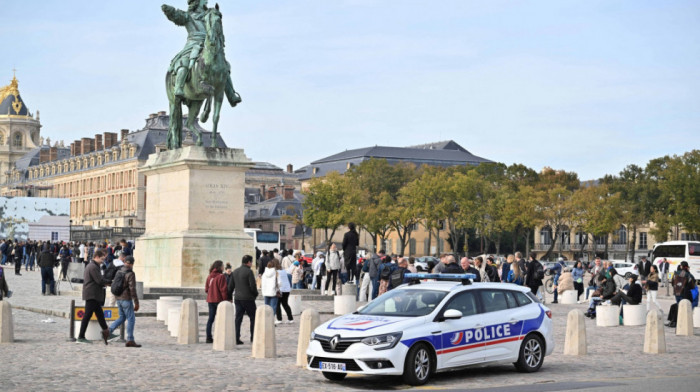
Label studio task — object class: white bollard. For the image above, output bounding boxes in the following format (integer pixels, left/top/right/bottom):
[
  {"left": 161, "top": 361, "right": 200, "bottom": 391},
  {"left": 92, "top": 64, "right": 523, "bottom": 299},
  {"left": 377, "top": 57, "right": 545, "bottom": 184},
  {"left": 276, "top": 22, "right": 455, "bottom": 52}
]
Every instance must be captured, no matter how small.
[
  {"left": 168, "top": 308, "right": 181, "bottom": 337},
  {"left": 622, "top": 305, "right": 646, "bottom": 326},
  {"left": 564, "top": 309, "right": 586, "bottom": 355},
  {"left": 296, "top": 309, "right": 321, "bottom": 366},
  {"left": 693, "top": 307, "right": 700, "bottom": 327},
  {"left": 178, "top": 299, "right": 199, "bottom": 345},
  {"left": 162, "top": 300, "right": 182, "bottom": 326},
  {"left": 676, "top": 299, "right": 694, "bottom": 336},
  {"left": 213, "top": 301, "right": 235, "bottom": 351},
  {"left": 252, "top": 305, "right": 276, "bottom": 358},
  {"left": 0, "top": 300, "right": 14, "bottom": 343},
  {"left": 596, "top": 305, "right": 619, "bottom": 327},
  {"left": 643, "top": 310, "right": 666, "bottom": 354},
  {"left": 334, "top": 295, "right": 357, "bottom": 315},
  {"left": 342, "top": 283, "right": 357, "bottom": 297},
  {"left": 560, "top": 290, "right": 578, "bottom": 305},
  {"left": 157, "top": 297, "right": 182, "bottom": 321},
  {"left": 289, "top": 295, "right": 303, "bottom": 316},
  {"left": 73, "top": 320, "right": 103, "bottom": 340}
]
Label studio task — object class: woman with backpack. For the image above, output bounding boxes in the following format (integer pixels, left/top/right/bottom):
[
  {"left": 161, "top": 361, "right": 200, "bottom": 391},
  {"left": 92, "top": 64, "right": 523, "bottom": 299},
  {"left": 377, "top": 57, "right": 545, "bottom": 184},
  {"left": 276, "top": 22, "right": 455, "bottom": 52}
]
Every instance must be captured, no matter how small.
[
  {"left": 524, "top": 254, "right": 544, "bottom": 297},
  {"left": 377, "top": 256, "right": 396, "bottom": 296}
]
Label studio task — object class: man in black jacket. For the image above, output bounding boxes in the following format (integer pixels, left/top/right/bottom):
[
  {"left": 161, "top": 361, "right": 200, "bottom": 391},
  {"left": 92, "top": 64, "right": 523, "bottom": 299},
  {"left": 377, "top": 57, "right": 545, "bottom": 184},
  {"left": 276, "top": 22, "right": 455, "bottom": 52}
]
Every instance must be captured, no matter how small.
[
  {"left": 38, "top": 244, "right": 56, "bottom": 295},
  {"left": 611, "top": 275, "right": 643, "bottom": 306},
  {"left": 257, "top": 250, "right": 270, "bottom": 277},
  {"left": 230, "top": 255, "right": 258, "bottom": 345},
  {"left": 342, "top": 222, "right": 360, "bottom": 283}
]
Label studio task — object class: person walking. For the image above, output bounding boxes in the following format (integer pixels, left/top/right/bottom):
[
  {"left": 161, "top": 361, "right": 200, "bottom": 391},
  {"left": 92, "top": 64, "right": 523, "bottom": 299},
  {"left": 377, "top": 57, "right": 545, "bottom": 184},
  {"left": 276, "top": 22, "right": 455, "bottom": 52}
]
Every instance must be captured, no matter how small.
[
  {"left": 342, "top": 222, "right": 360, "bottom": 283},
  {"left": 659, "top": 258, "right": 670, "bottom": 288},
  {"left": 572, "top": 261, "right": 585, "bottom": 301},
  {"left": 229, "top": 255, "right": 258, "bottom": 345},
  {"left": 524, "top": 254, "right": 544, "bottom": 298},
  {"left": 107, "top": 256, "right": 141, "bottom": 347},
  {"left": 261, "top": 260, "right": 281, "bottom": 315},
  {"left": 550, "top": 257, "right": 566, "bottom": 304},
  {"left": 76, "top": 250, "right": 110, "bottom": 345},
  {"left": 325, "top": 244, "right": 341, "bottom": 295},
  {"left": 311, "top": 252, "right": 325, "bottom": 290},
  {"left": 204, "top": 260, "right": 228, "bottom": 344},
  {"left": 369, "top": 250, "right": 385, "bottom": 300},
  {"left": 646, "top": 264, "right": 661, "bottom": 311},
  {"left": 291, "top": 261, "right": 304, "bottom": 289},
  {"left": 38, "top": 244, "right": 56, "bottom": 295},
  {"left": 13, "top": 241, "right": 24, "bottom": 276},
  {"left": 275, "top": 259, "right": 294, "bottom": 324},
  {"left": 59, "top": 244, "right": 71, "bottom": 281}
]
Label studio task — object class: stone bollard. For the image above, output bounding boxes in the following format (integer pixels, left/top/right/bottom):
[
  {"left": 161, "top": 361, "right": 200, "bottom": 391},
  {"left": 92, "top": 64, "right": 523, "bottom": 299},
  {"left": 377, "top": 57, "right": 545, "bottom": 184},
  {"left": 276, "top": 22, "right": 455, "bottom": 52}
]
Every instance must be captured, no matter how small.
[
  {"left": 622, "top": 305, "right": 646, "bottom": 326},
  {"left": 135, "top": 281, "right": 144, "bottom": 300},
  {"left": 334, "top": 295, "right": 357, "bottom": 315},
  {"left": 643, "top": 310, "right": 666, "bottom": 354},
  {"left": 157, "top": 297, "right": 183, "bottom": 322},
  {"left": 693, "top": 307, "right": 700, "bottom": 327},
  {"left": 560, "top": 290, "right": 578, "bottom": 305},
  {"left": 177, "top": 299, "right": 199, "bottom": 345},
  {"left": 289, "top": 295, "right": 303, "bottom": 316},
  {"left": 296, "top": 309, "right": 321, "bottom": 366},
  {"left": 564, "top": 309, "right": 586, "bottom": 355},
  {"left": 676, "top": 299, "right": 694, "bottom": 336},
  {"left": 252, "top": 305, "right": 276, "bottom": 358},
  {"left": 595, "top": 305, "right": 619, "bottom": 327},
  {"left": 342, "top": 283, "right": 357, "bottom": 297},
  {"left": 0, "top": 300, "right": 14, "bottom": 343},
  {"left": 213, "top": 301, "right": 235, "bottom": 351}
]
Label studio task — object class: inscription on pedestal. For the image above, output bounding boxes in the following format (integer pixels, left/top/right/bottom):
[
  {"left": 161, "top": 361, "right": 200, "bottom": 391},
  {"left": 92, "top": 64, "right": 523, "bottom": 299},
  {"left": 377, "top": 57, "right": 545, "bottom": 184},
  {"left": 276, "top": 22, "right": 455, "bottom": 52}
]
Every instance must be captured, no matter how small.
[{"left": 204, "top": 183, "right": 231, "bottom": 213}]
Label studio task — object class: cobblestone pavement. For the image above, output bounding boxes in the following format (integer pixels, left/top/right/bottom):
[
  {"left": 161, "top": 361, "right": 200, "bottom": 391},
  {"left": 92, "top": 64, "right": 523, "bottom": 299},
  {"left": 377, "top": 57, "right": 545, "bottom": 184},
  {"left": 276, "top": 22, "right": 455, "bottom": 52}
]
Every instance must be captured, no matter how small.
[{"left": 1, "top": 266, "right": 698, "bottom": 392}]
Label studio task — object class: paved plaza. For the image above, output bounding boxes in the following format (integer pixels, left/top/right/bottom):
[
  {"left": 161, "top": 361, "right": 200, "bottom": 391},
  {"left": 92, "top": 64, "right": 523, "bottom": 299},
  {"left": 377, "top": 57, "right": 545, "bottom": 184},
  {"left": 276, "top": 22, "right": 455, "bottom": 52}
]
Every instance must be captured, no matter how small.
[{"left": 1, "top": 265, "right": 699, "bottom": 392}]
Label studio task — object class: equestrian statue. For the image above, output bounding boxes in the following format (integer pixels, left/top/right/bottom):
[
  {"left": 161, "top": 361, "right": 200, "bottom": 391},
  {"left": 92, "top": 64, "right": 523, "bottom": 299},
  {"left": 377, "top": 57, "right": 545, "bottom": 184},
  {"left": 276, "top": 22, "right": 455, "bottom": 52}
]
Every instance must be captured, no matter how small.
[{"left": 162, "top": 0, "right": 242, "bottom": 150}]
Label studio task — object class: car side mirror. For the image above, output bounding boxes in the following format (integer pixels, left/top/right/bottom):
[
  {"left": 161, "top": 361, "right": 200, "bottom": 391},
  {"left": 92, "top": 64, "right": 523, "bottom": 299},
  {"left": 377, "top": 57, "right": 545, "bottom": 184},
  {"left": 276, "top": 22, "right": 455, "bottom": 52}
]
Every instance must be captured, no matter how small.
[
  {"left": 356, "top": 305, "right": 367, "bottom": 313},
  {"left": 442, "top": 309, "right": 463, "bottom": 320}
]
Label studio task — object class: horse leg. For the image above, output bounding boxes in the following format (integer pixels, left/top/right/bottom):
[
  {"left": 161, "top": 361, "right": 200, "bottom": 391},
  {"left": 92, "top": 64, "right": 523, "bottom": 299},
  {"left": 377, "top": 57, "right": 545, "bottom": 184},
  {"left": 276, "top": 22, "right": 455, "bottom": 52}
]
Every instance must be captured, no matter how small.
[
  {"left": 186, "top": 100, "right": 204, "bottom": 146},
  {"left": 167, "top": 98, "right": 183, "bottom": 150},
  {"left": 211, "top": 92, "right": 224, "bottom": 148}
]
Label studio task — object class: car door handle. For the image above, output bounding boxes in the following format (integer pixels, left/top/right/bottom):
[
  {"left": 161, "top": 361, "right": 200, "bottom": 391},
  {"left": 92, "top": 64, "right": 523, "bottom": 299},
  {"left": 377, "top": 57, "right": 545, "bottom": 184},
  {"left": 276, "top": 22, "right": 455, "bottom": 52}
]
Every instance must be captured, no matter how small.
[
  {"left": 508, "top": 318, "right": 519, "bottom": 324},
  {"left": 431, "top": 331, "right": 441, "bottom": 335},
  {"left": 474, "top": 324, "right": 483, "bottom": 329}
]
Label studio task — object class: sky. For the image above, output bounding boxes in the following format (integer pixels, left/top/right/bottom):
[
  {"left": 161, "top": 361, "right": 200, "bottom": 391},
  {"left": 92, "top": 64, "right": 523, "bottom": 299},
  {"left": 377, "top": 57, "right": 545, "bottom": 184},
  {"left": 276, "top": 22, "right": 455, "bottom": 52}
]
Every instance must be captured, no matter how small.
[{"left": 1, "top": 0, "right": 698, "bottom": 180}]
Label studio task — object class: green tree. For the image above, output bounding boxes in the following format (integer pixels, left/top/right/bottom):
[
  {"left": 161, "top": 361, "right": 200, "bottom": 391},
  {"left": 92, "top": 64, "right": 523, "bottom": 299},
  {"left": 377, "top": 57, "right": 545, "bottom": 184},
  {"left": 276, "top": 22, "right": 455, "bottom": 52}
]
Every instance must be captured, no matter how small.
[
  {"left": 302, "top": 171, "right": 348, "bottom": 248},
  {"left": 658, "top": 150, "right": 700, "bottom": 235}
]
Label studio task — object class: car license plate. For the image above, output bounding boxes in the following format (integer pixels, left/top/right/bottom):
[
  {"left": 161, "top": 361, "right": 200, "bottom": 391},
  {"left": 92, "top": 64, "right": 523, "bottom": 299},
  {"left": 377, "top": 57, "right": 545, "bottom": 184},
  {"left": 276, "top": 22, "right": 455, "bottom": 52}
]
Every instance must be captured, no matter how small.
[{"left": 320, "top": 361, "right": 346, "bottom": 372}]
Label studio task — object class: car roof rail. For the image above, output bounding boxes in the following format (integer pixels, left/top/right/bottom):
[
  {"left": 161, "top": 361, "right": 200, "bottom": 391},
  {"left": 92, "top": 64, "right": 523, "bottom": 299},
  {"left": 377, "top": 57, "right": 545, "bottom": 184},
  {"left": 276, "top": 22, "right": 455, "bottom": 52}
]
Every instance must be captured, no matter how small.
[{"left": 404, "top": 273, "right": 476, "bottom": 286}]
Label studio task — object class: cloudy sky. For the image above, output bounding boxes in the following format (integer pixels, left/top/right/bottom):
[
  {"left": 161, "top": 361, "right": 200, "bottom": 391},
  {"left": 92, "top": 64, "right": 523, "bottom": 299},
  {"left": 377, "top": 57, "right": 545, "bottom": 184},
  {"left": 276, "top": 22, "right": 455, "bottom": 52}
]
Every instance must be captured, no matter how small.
[{"left": 1, "top": 0, "right": 698, "bottom": 180}]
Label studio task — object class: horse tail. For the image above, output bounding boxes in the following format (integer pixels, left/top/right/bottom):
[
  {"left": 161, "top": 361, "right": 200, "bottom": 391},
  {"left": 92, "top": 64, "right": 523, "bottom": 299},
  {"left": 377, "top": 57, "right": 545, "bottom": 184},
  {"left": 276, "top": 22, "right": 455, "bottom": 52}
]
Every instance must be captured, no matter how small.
[
  {"left": 201, "top": 96, "right": 211, "bottom": 123},
  {"left": 225, "top": 75, "right": 241, "bottom": 107}
]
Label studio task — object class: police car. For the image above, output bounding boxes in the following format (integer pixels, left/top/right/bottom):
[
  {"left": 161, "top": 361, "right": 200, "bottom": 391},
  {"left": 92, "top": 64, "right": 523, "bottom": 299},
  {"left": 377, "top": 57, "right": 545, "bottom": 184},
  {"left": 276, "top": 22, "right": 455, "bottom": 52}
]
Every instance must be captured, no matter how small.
[{"left": 306, "top": 274, "right": 554, "bottom": 386}]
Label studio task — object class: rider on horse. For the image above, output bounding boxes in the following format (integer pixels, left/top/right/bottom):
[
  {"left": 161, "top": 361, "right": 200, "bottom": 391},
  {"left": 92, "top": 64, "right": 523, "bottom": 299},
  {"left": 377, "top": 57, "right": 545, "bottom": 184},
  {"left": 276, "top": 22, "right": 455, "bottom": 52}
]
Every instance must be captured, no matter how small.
[{"left": 162, "top": 0, "right": 210, "bottom": 99}]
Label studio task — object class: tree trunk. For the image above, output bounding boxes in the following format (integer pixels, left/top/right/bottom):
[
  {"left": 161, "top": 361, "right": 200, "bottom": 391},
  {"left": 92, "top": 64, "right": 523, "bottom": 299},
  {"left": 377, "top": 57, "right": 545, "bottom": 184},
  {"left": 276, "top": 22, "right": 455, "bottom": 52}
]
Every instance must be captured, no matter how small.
[
  {"left": 628, "top": 225, "right": 637, "bottom": 263},
  {"left": 525, "top": 229, "right": 531, "bottom": 258},
  {"left": 542, "top": 232, "right": 559, "bottom": 260},
  {"left": 427, "top": 228, "right": 433, "bottom": 256}
]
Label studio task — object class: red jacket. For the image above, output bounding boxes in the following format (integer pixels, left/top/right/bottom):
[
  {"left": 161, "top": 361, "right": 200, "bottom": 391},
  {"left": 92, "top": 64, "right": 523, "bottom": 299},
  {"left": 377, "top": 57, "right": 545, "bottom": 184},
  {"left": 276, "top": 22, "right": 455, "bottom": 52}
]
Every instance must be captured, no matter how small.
[{"left": 205, "top": 270, "right": 228, "bottom": 303}]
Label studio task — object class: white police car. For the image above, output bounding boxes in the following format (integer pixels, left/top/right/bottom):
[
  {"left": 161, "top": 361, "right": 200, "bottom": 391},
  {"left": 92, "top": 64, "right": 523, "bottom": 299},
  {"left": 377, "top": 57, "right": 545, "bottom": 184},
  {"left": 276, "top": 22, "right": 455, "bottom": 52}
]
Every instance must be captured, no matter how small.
[{"left": 306, "top": 274, "right": 554, "bottom": 385}]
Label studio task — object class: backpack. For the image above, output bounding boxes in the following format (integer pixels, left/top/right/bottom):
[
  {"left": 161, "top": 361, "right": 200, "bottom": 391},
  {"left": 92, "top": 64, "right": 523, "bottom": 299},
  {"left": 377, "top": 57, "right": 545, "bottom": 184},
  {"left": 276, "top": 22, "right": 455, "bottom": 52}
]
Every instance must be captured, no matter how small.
[
  {"left": 535, "top": 262, "right": 545, "bottom": 280},
  {"left": 111, "top": 269, "right": 127, "bottom": 296},
  {"left": 380, "top": 264, "right": 393, "bottom": 281},
  {"left": 673, "top": 273, "right": 689, "bottom": 297},
  {"left": 319, "top": 261, "right": 326, "bottom": 276},
  {"left": 390, "top": 267, "right": 406, "bottom": 289}
]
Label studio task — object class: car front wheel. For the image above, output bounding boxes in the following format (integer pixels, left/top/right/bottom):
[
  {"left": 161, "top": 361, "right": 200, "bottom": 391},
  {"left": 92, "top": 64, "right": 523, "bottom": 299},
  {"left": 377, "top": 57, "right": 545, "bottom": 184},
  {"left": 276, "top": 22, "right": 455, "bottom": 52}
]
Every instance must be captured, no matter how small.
[
  {"left": 403, "top": 343, "right": 432, "bottom": 386},
  {"left": 514, "top": 334, "right": 544, "bottom": 372},
  {"left": 322, "top": 372, "right": 347, "bottom": 381}
]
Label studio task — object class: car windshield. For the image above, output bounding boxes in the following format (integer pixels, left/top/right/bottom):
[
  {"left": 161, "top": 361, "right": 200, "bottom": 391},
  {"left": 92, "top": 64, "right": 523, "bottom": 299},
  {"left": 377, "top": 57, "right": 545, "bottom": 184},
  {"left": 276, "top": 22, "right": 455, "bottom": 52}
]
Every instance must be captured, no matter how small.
[{"left": 357, "top": 289, "right": 447, "bottom": 317}]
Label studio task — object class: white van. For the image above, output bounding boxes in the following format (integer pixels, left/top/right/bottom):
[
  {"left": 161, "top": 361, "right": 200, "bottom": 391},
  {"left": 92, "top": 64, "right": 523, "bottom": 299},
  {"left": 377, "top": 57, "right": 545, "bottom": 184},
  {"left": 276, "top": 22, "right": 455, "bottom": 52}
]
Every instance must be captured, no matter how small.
[{"left": 650, "top": 241, "right": 700, "bottom": 282}]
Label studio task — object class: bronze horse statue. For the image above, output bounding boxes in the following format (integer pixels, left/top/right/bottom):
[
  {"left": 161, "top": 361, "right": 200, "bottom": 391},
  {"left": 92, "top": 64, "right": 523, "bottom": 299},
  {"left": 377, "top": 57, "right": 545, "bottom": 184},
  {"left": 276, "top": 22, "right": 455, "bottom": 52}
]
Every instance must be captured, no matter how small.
[{"left": 165, "top": 4, "right": 241, "bottom": 149}]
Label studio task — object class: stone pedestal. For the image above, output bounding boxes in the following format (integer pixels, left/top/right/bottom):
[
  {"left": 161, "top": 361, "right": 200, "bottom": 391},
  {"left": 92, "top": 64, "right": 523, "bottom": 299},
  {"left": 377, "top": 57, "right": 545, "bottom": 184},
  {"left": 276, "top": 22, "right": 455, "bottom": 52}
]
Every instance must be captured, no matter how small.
[
  {"left": 157, "top": 297, "right": 183, "bottom": 322},
  {"left": 342, "top": 283, "right": 357, "bottom": 297},
  {"left": 134, "top": 146, "right": 254, "bottom": 288},
  {"left": 622, "top": 305, "right": 646, "bottom": 326},
  {"left": 564, "top": 309, "right": 586, "bottom": 355},
  {"left": 596, "top": 305, "right": 619, "bottom": 327},
  {"left": 334, "top": 295, "right": 357, "bottom": 315},
  {"left": 73, "top": 320, "right": 103, "bottom": 340},
  {"left": 213, "top": 302, "right": 235, "bottom": 351},
  {"left": 560, "top": 290, "right": 578, "bottom": 305}
]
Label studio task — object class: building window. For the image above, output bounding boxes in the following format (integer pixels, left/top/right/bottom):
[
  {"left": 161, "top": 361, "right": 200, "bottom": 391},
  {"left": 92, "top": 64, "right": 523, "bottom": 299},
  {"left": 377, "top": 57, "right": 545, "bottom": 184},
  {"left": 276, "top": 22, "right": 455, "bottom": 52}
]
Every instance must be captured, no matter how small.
[
  {"left": 639, "top": 232, "right": 648, "bottom": 249},
  {"left": 279, "top": 224, "right": 286, "bottom": 235},
  {"left": 540, "top": 226, "right": 553, "bottom": 245},
  {"left": 681, "top": 233, "right": 699, "bottom": 241},
  {"left": 613, "top": 225, "right": 627, "bottom": 245},
  {"left": 13, "top": 133, "right": 21, "bottom": 147},
  {"left": 409, "top": 238, "right": 416, "bottom": 255},
  {"left": 51, "top": 232, "right": 58, "bottom": 241}
]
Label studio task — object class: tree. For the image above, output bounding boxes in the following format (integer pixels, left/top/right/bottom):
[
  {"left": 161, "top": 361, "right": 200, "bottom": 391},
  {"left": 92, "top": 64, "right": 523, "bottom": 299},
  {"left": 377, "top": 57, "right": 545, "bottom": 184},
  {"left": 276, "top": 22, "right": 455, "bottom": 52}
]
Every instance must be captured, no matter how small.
[
  {"left": 658, "top": 150, "right": 700, "bottom": 235},
  {"left": 302, "top": 171, "right": 348, "bottom": 248}
]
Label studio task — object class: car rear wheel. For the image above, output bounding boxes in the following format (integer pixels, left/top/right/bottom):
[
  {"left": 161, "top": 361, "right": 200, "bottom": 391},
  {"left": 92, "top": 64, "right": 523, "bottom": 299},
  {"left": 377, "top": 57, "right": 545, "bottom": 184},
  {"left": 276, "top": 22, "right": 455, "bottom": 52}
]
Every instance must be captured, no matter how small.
[
  {"left": 403, "top": 343, "right": 432, "bottom": 386},
  {"left": 624, "top": 272, "right": 632, "bottom": 279},
  {"left": 514, "top": 334, "right": 544, "bottom": 373},
  {"left": 322, "top": 372, "right": 347, "bottom": 381}
]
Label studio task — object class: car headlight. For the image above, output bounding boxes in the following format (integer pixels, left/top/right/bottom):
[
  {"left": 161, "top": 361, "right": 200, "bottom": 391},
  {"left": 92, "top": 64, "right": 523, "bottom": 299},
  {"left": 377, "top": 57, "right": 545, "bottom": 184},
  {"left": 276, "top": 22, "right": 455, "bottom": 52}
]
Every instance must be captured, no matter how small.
[
  {"left": 310, "top": 331, "right": 316, "bottom": 340},
  {"left": 361, "top": 332, "right": 403, "bottom": 350}
]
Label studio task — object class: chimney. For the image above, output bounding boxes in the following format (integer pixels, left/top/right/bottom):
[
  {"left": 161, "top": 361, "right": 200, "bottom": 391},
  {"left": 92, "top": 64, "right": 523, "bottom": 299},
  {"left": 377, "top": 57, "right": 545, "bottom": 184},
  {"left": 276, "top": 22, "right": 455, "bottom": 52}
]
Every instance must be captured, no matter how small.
[
  {"left": 121, "top": 129, "right": 129, "bottom": 141},
  {"left": 70, "top": 142, "right": 75, "bottom": 156},
  {"left": 39, "top": 148, "right": 49, "bottom": 163},
  {"left": 286, "top": 164, "right": 293, "bottom": 173},
  {"left": 104, "top": 132, "right": 118, "bottom": 149},
  {"left": 95, "top": 134, "right": 103, "bottom": 150},
  {"left": 266, "top": 186, "right": 277, "bottom": 200},
  {"left": 80, "top": 138, "right": 94, "bottom": 155},
  {"left": 283, "top": 186, "right": 294, "bottom": 200},
  {"left": 73, "top": 140, "right": 82, "bottom": 156},
  {"left": 49, "top": 147, "right": 58, "bottom": 161},
  {"left": 158, "top": 111, "right": 166, "bottom": 116}
]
